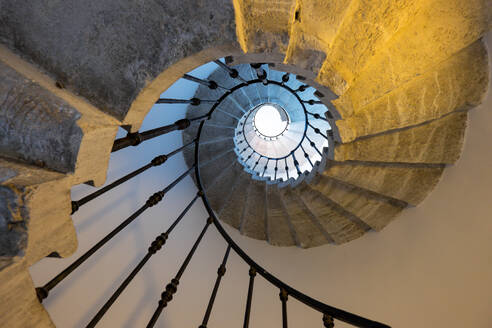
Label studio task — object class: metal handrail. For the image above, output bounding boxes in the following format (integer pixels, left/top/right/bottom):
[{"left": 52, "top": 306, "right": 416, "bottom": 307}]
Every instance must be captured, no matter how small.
[{"left": 194, "top": 120, "right": 391, "bottom": 328}]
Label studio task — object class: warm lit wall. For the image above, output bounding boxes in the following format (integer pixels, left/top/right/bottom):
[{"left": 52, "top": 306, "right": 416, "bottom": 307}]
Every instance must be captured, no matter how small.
[{"left": 29, "top": 32, "right": 492, "bottom": 328}]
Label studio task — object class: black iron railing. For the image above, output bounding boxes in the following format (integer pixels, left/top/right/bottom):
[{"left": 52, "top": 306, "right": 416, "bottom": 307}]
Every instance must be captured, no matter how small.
[{"left": 35, "top": 60, "right": 390, "bottom": 328}]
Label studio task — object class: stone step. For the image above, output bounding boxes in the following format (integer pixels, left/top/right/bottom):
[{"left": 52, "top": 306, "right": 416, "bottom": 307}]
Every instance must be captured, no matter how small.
[
  {"left": 318, "top": 0, "right": 423, "bottom": 97},
  {"left": 322, "top": 162, "right": 445, "bottom": 206},
  {"left": 233, "top": 0, "right": 296, "bottom": 54},
  {"left": 265, "top": 184, "right": 296, "bottom": 246},
  {"left": 279, "top": 187, "right": 330, "bottom": 248},
  {"left": 307, "top": 175, "right": 406, "bottom": 232},
  {"left": 239, "top": 180, "right": 267, "bottom": 240},
  {"left": 218, "top": 170, "right": 251, "bottom": 230},
  {"left": 335, "top": 40, "right": 489, "bottom": 142},
  {"left": 335, "top": 111, "right": 469, "bottom": 164},
  {"left": 295, "top": 184, "right": 367, "bottom": 244},
  {"left": 333, "top": 0, "right": 490, "bottom": 116},
  {"left": 199, "top": 150, "right": 237, "bottom": 190},
  {"left": 205, "top": 161, "right": 243, "bottom": 212}
]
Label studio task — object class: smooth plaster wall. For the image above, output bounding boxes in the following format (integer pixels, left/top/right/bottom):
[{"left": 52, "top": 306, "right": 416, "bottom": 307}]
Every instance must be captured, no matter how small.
[{"left": 30, "top": 33, "right": 492, "bottom": 328}]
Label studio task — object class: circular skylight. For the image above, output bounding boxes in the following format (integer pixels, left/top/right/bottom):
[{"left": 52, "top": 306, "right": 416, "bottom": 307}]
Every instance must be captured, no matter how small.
[{"left": 253, "top": 103, "right": 289, "bottom": 138}]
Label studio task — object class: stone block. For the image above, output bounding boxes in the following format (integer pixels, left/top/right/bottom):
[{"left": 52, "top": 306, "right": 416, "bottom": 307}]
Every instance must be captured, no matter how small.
[
  {"left": 240, "top": 180, "right": 267, "bottom": 240},
  {"left": 317, "top": 0, "right": 423, "bottom": 96},
  {"left": 0, "top": 60, "right": 82, "bottom": 173},
  {"left": 334, "top": 0, "right": 491, "bottom": 115},
  {"left": 296, "top": 184, "right": 366, "bottom": 244},
  {"left": 336, "top": 40, "right": 489, "bottom": 142},
  {"left": 279, "top": 187, "right": 328, "bottom": 248},
  {"left": 335, "top": 111, "right": 469, "bottom": 164},
  {"left": 218, "top": 171, "right": 250, "bottom": 229},
  {"left": 323, "top": 162, "right": 445, "bottom": 205},
  {"left": 233, "top": 0, "right": 296, "bottom": 54},
  {"left": 308, "top": 175, "right": 405, "bottom": 231},
  {"left": 266, "top": 185, "right": 295, "bottom": 246}
]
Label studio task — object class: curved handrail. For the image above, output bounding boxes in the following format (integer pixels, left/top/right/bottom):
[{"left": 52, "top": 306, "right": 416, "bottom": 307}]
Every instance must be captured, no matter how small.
[{"left": 194, "top": 120, "right": 391, "bottom": 328}]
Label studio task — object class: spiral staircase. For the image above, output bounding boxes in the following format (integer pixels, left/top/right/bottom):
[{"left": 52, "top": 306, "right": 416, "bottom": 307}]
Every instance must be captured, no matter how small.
[{"left": 0, "top": 0, "right": 491, "bottom": 327}]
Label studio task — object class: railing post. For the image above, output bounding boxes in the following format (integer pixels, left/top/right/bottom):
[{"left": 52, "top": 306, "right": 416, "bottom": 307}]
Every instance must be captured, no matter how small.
[
  {"left": 280, "top": 289, "right": 288, "bottom": 328},
  {"left": 323, "top": 314, "right": 335, "bottom": 328},
  {"left": 146, "top": 217, "right": 214, "bottom": 328},
  {"left": 198, "top": 245, "right": 232, "bottom": 328},
  {"left": 243, "top": 267, "right": 256, "bottom": 328}
]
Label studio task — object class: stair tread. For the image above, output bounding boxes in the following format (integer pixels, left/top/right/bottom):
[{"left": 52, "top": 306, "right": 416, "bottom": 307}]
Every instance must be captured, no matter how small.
[
  {"left": 296, "top": 184, "right": 367, "bottom": 244},
  {"left": 265, "top": 185, "right": 296, "bottom": 246},
  {"left": 308, "top": 174, "right": 406, "bottom": 231},
  {"left": 240, "top": 180, "right": 267, "bottom": 240},
  {"left": 218, "top": 170, "right": 251, "bottom": 229},
  {"left": 279, "top": 188, "right": 329, "bottom": 248},
  {"left": 323, "top": 162, "right": 445, "bottom": 205}
]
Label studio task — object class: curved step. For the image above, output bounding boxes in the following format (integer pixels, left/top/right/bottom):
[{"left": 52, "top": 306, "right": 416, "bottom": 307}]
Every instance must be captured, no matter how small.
[
  {"left": 295, "top": 184, "right": 368, "bottom": 244},
  {"left": 265, "top": 185, "right": 296, "bottom": 246},
  {"left": 334, "top": 0, "right": 490, "bottom": 115},
  {"left": 218, "top": 170, "right": 251, "bottom": 230},
  {"left": 322, "top": 162, "right": 445, "bottom": 206},
  {"left": 239, "top": 180, "right": 267, "bottom": 240},
  {"left": 307, "top": 175, "right": 406, "bottom": 232},
  {"left": 335, "top": 111, "right": 468, "bottom": 164},
  {"left": 279, "top": 187, "right": 331, "bottom": 248},
  {"left": 335, "top": 40, "right": 489, "bottom": 142}
]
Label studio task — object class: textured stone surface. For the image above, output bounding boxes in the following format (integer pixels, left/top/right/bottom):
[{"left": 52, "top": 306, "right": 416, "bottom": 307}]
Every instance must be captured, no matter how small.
[
  {"left": 0, "top": 185, "right": 27, "bottom": 270},
  {"left": 265, "top": 185, "right": 295, "bottom": 246},
  {"left": 0, "top": 60, "right": 82, "bottom": 173},
  {"left": 296, "top": 184, "right": 367, "bottom": 244},
  {"left": 336, "top": 40, "right": 489, "bottom": 142},
  {"left": 234, "top": 0, "right": 295, "bottom": 54},
  {"left": 240, "top": 180, "right": 267, "bottom": 240},
  {"left": 0, "top": 0, "right": 238, "bottom": 124},
  {"left": 280, "top": 187, "right": 329, "bottom": 248},
  {"left": 206, "top": 161, "right": 242, "bottom": 211},
  {"left": 317, "top": 0, "right": 423, "bottom": 96},
  {"left": 284, "top": 29, "right": 326, "bottom": 75},
  {"left": 200, "top": 150, "right": 237, "bottom": 193},
  {"left": 323, "top": 162, "right": 445, "bottom": 206},
  {"left": 308, "top": 175, "right": 406, "bottom": 231},
  {"left": 0, "top": 263, "right": 55, "bottom": 327},
  {"left": 218, "top": 170, "right": 250, "bottom": 229},
  {"left": 334, "top": 0, "right": 492, "bottom": 114},
  {"left": 335, "top": 112, "right": 469, "bottom": 164}
]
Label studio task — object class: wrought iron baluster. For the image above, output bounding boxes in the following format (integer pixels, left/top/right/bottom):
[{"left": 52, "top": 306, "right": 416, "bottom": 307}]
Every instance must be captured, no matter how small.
[
  {"left": 252, "top": 156, "right": 262, "bottom": 171},
  {"left": 262, "top": 158, "right": 270, "bottom": 177},
  {"left": 85, "top": 193, "right": 201, "bottom": 328},
  {"left": 146, "top": 216, "right": 214, "bottom": 328},
  {"left": 111, "top": 116, "right": 201, "bottom": 152},
  {"left": 285, "top": 158, "right": 290, "bottom": 180},
  {"left": 183, "top": 73, "right": 229, "bottom": 91},
  {"left": 300, "top": 144, "right": 313, "bottom": 168},
  {"left": 323, "top": 314, "right": 335, "bottom": 328},
  {"left": 291, "top": 152, "right": 302, "bottom": 176},
  {"left": 294, "top": 85, "right": 308, "bottom": 93},
  {"left": 302, "top": 100, "right": 323, "bottom": 105},
  {"left": 281, "top": 73, "right": 290, "bottom": 84},
  {"left": 35, "top": 166, "right": 195, "bottom": 302},
  {"left": 305, "top": 135, "right": 322, "bottom": 157},
  {"left": 198, "top": 245, "right": 232, "bottom": 328},
  {"left": 156, "top": 98, "right": 217, "bottom": 105},
  {"left": 308, "top": 122, "right": 329, "bottom": 139},
  {"left": 280, "top": 289, "right": 288, "bottom": 328},
  {"left": 72, "top": 140, "right": 196, "bottom": 213},
  {"left": 274, "top": 159, "right": 278, "bottom": 180},
  {"left": 307, "top": 111, "right": 329, "bottom": 122},
  {"left": 243, "top": 267, "right": 256, "bottom": 328},
  {"left": 213, "top": 59, "right": 247, "bottom": 83}
]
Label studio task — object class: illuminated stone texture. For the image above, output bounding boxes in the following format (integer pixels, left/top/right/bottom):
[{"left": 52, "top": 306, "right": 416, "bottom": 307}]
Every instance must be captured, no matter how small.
[
  {"left": 323, "top": 163, "right": 445, "bottom": 206},
  {"left": 335, "top": 112, "right": 469, "bottom": 164},
  {"left": 335, "top": 40, "right": 489, "bottom": 142},
  {"left": 334, "top": 0, "right": 491, "bottom": 115}
]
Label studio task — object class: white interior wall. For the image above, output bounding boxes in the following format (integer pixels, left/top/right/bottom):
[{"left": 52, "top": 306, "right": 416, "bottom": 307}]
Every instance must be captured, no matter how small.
[{"left": 30, "top": 32, "right": 492, "bottom": 328}]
